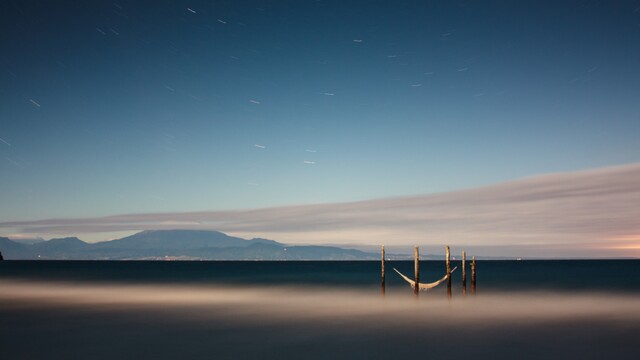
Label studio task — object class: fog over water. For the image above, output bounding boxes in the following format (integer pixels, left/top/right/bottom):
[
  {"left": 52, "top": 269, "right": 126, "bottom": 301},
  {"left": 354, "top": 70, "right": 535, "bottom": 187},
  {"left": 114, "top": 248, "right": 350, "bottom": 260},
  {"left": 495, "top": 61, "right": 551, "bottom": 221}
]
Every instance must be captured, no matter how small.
[{"left": 1, "top": 279, "right": 639, "bottom": 359}]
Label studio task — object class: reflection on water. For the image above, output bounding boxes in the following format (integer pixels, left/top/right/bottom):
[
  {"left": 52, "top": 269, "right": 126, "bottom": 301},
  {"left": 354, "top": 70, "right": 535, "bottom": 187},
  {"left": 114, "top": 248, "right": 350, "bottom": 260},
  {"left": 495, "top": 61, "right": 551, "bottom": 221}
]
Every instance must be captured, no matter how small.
[
  {"left": 1, "top": 279, "right": 638, "bottom": 322},
  {"left": 1, "top": 279, "right": 639, "bottom": 359}
]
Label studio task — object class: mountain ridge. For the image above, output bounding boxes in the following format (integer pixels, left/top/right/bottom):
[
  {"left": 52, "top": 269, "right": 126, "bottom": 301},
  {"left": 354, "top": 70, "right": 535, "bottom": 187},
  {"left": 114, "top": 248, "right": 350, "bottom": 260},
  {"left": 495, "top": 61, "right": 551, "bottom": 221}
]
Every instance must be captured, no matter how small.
[{"left": 0, "top": 230, "right": 376, "bottom": 260}]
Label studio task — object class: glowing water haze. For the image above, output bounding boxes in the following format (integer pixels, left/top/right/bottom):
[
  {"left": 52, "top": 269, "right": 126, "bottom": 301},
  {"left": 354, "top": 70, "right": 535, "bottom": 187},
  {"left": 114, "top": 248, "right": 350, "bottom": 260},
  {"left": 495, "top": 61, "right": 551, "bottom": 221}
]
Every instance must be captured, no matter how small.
[
  {"left": 1, "top": 279, "right": 639, "bottom": 323},
  {"left": 1, "top": 279, "right": 639, "bottom": 359}
]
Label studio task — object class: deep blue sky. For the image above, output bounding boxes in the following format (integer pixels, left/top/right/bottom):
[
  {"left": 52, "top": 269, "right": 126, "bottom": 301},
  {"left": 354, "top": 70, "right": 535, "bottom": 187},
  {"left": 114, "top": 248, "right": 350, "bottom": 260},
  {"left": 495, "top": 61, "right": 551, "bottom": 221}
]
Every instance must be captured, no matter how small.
[{"left": 1, "top": 0, "right": 640, "bottom": 226}]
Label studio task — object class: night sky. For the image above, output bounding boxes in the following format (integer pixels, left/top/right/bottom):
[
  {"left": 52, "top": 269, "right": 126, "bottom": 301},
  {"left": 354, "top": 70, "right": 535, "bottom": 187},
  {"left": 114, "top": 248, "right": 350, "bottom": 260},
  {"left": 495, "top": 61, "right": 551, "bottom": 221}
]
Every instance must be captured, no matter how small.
[{"left": 1, "top": 1, "right": 640, "bottom": 255}]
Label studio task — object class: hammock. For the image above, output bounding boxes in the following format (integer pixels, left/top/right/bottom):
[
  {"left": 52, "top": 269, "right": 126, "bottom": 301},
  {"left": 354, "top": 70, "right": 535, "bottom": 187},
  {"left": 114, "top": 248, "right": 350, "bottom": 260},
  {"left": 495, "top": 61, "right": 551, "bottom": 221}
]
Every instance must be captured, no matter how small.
[{"left": 393, "top": 266, "right": 458, "bottom": 291}]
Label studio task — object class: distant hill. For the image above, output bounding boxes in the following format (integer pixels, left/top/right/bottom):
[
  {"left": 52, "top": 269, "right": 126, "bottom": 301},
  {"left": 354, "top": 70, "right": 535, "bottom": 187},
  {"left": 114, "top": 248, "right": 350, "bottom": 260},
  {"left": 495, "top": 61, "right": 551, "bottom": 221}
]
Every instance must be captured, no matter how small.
[
  {"left": 0, "top": 230, "right": 376, "bottom": 260},
  {"left": 0, "top": 237, "right": 36, "bottom": 259},
  {"left": 30, "top": 237, "right": 89, "bottom": 260},
  {"left": 8, "top": 237, "right": 45, "bottom": 245},
  {"left": 92, "top": 230, "right": 279, "bottom": 250},
  {"left": 32, "top": 237, "right": 88, "bottom": 251}
]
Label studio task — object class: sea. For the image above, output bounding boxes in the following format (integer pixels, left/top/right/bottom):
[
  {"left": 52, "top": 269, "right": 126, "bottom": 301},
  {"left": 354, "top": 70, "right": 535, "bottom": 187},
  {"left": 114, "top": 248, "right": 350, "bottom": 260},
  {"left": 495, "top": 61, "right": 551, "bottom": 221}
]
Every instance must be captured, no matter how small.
[
  {"left": 1, "top": 260, "right": 639, "bottom": 359},
  {"left": 1, "top": 260, "right": 640, "bottom": 292}
]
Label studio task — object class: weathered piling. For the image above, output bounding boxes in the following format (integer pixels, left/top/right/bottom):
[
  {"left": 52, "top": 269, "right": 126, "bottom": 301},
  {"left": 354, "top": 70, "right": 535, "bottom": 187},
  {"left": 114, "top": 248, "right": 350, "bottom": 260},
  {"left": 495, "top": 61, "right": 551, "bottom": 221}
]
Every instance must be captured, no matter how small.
[
  {"left": 0, "top": 250, "right": 3, "bottom": 261},
  {"left": 414, "top": 246, "right": 420, "bottom": 296},
  {"left": 471, "top": 256, "right": 476, "bottom": 295},
  {"left": 445, "top": 246, "right": 452, "bottom": 299},
  {"left": 462, "top": 251, "right": 467, "bottom": 296},
  {"left": 381, "top": 245, "right": 386, "bottom": 296}
]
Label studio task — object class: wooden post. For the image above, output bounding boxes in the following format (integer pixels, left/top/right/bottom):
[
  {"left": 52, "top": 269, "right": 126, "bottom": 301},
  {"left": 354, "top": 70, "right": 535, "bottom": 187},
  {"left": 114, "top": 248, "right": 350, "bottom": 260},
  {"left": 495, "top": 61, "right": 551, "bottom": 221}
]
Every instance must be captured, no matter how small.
[
  {"left": 471, "top": 256, "right": 476, "bottom": 295},
  {"left": 446, "top": 245, "right": 452, "bottom": 299},
  {"left": 462, "top": 251, "right": 467, "bottom": 296},
  {"left": 381, "top": 245, "right": 386, "bottom": 296},
  {"left": 414, "top": 246, "right": 419, "bottom": 296}
]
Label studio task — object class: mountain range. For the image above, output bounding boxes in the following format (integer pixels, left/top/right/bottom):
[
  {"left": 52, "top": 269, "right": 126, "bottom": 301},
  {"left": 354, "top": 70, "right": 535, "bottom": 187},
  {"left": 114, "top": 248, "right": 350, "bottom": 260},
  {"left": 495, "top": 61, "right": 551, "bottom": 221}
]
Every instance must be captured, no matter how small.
[{"left": 0, "top": 230, "right": 377, "bottom": 260}]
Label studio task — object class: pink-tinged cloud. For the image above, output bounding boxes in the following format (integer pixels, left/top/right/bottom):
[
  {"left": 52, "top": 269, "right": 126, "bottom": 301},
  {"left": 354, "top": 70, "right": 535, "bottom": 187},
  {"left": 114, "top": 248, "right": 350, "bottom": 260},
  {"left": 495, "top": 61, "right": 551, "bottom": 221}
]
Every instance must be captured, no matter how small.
[{"left": 2, "top": 163, "right": 640, "bottom": 257}]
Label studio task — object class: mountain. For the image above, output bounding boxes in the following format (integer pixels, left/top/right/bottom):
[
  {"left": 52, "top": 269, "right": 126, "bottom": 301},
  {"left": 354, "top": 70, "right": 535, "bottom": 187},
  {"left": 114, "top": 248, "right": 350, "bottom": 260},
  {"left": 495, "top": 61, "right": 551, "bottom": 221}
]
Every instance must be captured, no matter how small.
[
  {"left": 177, "top": 242, "right": 373, "bottom": 261},
  {"left": 32, "top": 237, "right": 88, "bottom": 251},
  {"left": 0, "top": 230, "right": 376, "bottom": 260},
  {"left": 92, "top": 230, "right": 279, "bottom": 250},
  {"left": 31, "top": 237, "right": 89, "bottom": 259},
  {"left": 0, "top": 237, "right": 36, "bottom": 259},
  {"left": 8, "top": 237, "right": 45, "bottom": 245}
]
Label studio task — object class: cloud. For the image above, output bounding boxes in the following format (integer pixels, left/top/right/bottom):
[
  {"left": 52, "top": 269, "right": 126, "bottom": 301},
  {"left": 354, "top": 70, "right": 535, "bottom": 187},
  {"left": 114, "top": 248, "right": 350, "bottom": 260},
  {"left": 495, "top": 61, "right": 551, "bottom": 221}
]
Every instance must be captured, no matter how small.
[{"left": 2, "top": 163, "right": 640, "bottom": 257}]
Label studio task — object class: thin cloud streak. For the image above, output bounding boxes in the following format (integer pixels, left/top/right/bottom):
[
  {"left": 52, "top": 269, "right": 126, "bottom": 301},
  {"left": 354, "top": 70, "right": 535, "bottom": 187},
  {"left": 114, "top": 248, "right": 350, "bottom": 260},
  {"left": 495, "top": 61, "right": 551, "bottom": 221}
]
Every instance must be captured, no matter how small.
[{"left": 2, "top": 163, "right": 640, "bottom": 256}]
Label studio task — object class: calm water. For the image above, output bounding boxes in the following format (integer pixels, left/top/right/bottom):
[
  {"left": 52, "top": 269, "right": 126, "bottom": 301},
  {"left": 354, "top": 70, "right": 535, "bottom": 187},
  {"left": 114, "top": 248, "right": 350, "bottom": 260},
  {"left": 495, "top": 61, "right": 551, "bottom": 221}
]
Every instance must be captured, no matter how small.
[
  {"left": 1, "top": 260, "right": 640, "bottom": 359},
  {"left": 1, "top": 260, "right": 639, "bottom": 293}
]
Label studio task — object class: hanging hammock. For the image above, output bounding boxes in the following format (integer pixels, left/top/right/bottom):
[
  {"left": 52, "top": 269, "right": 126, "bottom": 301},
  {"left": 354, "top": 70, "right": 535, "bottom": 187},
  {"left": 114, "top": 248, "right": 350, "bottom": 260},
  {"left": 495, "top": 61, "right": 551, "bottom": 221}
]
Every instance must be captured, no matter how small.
[{"left": 393, "top": 266, "right": 458, "bottom": 291}]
